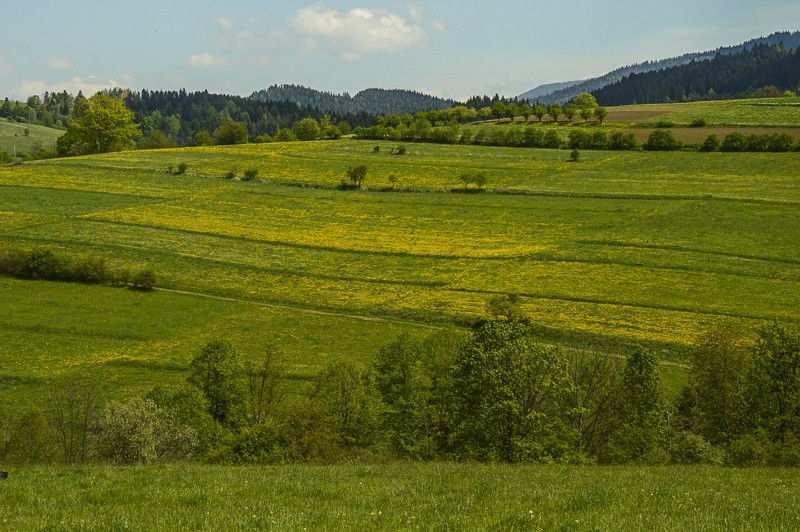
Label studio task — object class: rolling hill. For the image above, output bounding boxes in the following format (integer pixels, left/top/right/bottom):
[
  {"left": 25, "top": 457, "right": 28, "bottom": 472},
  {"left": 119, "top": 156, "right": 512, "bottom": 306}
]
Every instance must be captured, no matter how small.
[{"left": 519, "top": 30, "right": 800, "bottom": 104}]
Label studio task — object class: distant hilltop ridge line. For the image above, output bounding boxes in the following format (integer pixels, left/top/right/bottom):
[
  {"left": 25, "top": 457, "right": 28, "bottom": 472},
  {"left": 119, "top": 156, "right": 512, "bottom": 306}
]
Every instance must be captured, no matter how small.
[
  {"left": 518, "top": 30, "right": 800, "bottom": 104},
  {"left": 251, "top": 84, "right": 455, "bottom": 116}
]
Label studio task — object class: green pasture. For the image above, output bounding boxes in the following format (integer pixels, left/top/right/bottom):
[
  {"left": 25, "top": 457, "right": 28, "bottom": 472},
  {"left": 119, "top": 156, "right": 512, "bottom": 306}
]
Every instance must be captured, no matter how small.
[
  {"left": 0, "top": 118, "right": 63, "bottom": 157},
  {"left": 624, "top": 96, "right": 800, "bottom": 127},
  {"left": 1, "top": 464, "right": 798, "bottom": 530},
  {"left": 1, "top": 138, "right": 798, "bottom": 411}
]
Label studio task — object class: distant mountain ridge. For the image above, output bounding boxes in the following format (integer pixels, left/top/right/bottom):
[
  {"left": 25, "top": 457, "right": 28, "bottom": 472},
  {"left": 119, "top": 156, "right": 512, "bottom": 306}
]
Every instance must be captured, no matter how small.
[
  {"left": 251, "top": 85, "right": 455, "bottom": 116},
  {"left": 518, "top": 31, "right": 800, "bottom": 104}
]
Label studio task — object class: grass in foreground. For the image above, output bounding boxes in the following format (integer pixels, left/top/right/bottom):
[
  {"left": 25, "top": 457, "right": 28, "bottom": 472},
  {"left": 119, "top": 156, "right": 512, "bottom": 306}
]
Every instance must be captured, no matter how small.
[{"left": 1, "top": 464, "right": 798, "bottom": 530}]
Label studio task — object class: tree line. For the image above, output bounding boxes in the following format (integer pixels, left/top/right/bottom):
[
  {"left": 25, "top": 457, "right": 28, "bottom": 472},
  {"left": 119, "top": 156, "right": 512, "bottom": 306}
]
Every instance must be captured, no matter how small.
[
  {"left": 2, "top": 315, "right": 799, "bottom": 467},
  {"left": 594, "top": 44, "right": 800, "bottom": 106}
]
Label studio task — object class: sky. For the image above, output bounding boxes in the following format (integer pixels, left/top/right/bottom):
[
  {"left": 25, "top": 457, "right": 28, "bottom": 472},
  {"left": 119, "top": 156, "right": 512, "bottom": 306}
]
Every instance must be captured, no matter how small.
[{"left": 1, "top": 1, "right": 798, "bottom": 101}]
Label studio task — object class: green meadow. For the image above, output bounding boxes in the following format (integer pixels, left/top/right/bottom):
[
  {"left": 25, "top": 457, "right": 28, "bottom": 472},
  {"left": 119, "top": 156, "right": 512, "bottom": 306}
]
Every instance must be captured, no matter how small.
[
  {"left": 0, "top": 118, "right": 62, "bottom": 156},
  {"left": 1, "top": 138, "right": 799, "bottom": 414},
  {"left": 2, "top": 464, "right": 799, "bottom": 530}
]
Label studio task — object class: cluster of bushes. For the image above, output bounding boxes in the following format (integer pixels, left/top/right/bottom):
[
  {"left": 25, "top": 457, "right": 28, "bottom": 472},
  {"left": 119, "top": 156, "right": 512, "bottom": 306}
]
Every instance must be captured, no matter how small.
[
  {"left": 4, "top": 317, "right": 798, "bottom": 466},
  {"left": 700, "top": 132, "right": 797, "bottom": 152},
  {"left": 0, "top": 247, "right": 155, "bottom": 290}
]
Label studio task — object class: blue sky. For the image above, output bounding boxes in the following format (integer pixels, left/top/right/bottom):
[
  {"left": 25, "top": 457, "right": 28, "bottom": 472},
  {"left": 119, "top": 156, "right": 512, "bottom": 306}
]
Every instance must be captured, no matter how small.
[{"left": 1, "top": 1, "right": 797, "bottom": 101}]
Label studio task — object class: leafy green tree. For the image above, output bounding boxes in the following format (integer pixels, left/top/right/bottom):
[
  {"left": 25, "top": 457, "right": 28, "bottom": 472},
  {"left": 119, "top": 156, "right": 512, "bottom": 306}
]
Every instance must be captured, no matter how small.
[
  {"left": 572, "top": 93, "right": 598, "bottom": 111},
  {"left": 58, "top": 93, "right": 139, "bottom": 155},
  {"left": 486, "top": 294, "right": 525, "bottom": 321},
  {"left": 580, "top": 107, "right": 594, "bottom": 122},
  {"left": 273, "top": 128, "right": 297, "bottom": 142},
  {"left": 294, "top": 117, "right": 322, "bottom": 141},
  {"left": 547, "top": 103, "right": 562, "bottom": 123},
  {"left": 594, "top": 106, "right": 608, "bottom": 123},
  {"left": 505, "top": 102, "right": 520, "bottom": 121},
  {"left": 748, "top": 322, "right": 800, "bottom": 446},
  {"left": 520, "top": 102, "right": 533, "bottom": 121},
  {"left": 2, "top": 408, "right": 56, "bottom": 464},
  {"left": 453, "top": 321, "right": 572, "bottom": 463},
  {"left": 95, "top": 397, "right": 196, "bottom": 464},
  {"left": 194, "top": 130, "right": 214, "bottom": 146},
  {"left": 312, "top": 362, "right": 382, "bottom": 449},
  {"left": 48, "top": 382, "right": 99, "bottom": 463},
  {"left": 346, "top": 164, "right": 367, "bottom": 187},
  {"left": 563, "top": 104, "right": 578, "bottom": 122},
  {"left": 492, "top": 101, "right": 507, "bottom": 121},
  {"left": 684, "top": 325, "right": 752, "bottom": 445},
  {"left": 187, "top": 340, "right": 246, "bottom": 428},
  {"left": 606, "top": 349, "right": 666, "bottom": 463},
  {"left": 532, "top": 104, "right": 547, "bottom": 122},
  {"left": 721, "top": 132, "right": 747, "bottom": 152},
  {"left": 542, "top": 129, "right": 563, "bottom": 149},
  {"left": 213, "top": 120, "right": 249, "bottom": 145},
  {"left": 564, "top": 342, "right": 625, "bottom": 459}
]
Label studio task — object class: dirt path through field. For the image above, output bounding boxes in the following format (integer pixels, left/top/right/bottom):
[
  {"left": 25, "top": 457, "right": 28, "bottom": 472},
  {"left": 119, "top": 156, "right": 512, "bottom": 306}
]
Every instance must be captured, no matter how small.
[{"left": 155, "top": 287, "right": 690, "bottom": 369}]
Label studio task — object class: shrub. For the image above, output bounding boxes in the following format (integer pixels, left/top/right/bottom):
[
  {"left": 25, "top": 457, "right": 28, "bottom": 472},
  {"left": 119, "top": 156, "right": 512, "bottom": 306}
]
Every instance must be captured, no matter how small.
[
  {"left": 345, "top": 165, "right": 367, "bottom": 188},
  {"left": 726, "top": 431, "right": 771, "bottom": 466},
  {"left": 689, "top": 118, "right": 707, "bottom": 128},
  {"left": 130, "top": 267, "right": 156, "bottom": 291},
  {"left": 242, "top": 168, "right": 259, "bottom": 181},
  {"left": 175, "top": 162, "right": 189, "bottom": 175},
  {"left": 669, "top": 431, "right": 723, "bottom": 465},
  {"left": 224, "top": 169, "right": 237, "bottom": 179},
  {"left": 721, "top": 132, "right": 747, "bottom": 152},
  {"left": 608, "top": 131, "right": 638, "bottom": 151},
  {"left": 542, "top": 129, "right": 563, "bottom": 149},
  {"left": 569, "top": 149, "right": 580, "bottom": 162},
  {"left": 644, "top": 130, "right": 682, "bottom": 151},
  {"left": 699, "top": 134, "right": 720, "bottom": 152},
  {"left": 373, "top": 145, "right": 381, "bottom": 153}
]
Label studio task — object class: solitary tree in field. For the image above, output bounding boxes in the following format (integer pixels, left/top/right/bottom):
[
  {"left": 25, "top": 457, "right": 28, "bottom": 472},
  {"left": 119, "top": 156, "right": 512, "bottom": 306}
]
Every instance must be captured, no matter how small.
[
  {"left": 57, "top": 93, "right": 139, "bottom": 155},
  {"left": 294, "top": 117, "right": 321, "bottom": 141},
  {"left": 213, "top": 120, "right": 249, "bottom": 145},
  {"left": 346, "top": 165, "right": 368, "bottom": 187}
]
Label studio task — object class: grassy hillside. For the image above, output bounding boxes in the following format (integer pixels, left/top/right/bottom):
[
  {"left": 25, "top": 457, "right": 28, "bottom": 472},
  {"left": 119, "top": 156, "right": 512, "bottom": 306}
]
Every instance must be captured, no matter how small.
[
  {"left": 2, "top": 464, "right": 799, "bottom": 530},
  {"left": 1, "top": 138, "right": 798, "bottom": 412},
  {"left": 0, "top": 118, "right": 63, "bottom": 157}
]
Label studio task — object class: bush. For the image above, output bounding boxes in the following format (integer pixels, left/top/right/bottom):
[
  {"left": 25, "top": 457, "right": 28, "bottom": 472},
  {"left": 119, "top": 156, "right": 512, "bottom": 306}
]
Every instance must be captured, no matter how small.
[
  {"left": 669, "top": 431, "right": 723, "bottom": 465},
  {"left": 242, "top": 168, "right": 259, "bottom": 181},
  {"left": 608, "top": 131, "right": 638, "bottom": 151},
  {"left": 95, "top": 397, "right": 196, "bottom": 464},
  {"left": 727, "top": 431, "right": 771, "bottom": 466},
  {"left": 699, "top": 134, "right": 720, "bottom": 152},
  {"left": 224, "top": 169, "right": 237, "bottom": 180},
  {"left": 175, "top": 162, "right": 189, "bottom": 175},
  {"left": 569, "top": 149, "right": 580, "bottom": 162},
  {"left": 721, "top": 132, "right": 747, "bottom": 152},
  {"left": 130, "top": 267, "right": 156, "bottom": 290},
  {"left": 644, "top": 130, "right": 682, "bottom": 151},
  {"left": 689, "top": 118, "right": 707, "bottom": 128},
  {"left": 345, "top": 165, "right": 367, "bottom": 188}
]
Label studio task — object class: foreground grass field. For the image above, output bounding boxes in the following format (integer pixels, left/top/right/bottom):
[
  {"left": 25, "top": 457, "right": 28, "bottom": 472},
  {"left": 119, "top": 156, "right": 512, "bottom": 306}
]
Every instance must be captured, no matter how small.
[
  {"left": 1, "top": 464, "right": 798, "bottom": 530},
  {"left": 1, "top": 137, "right": 798, "bottom": 411}
]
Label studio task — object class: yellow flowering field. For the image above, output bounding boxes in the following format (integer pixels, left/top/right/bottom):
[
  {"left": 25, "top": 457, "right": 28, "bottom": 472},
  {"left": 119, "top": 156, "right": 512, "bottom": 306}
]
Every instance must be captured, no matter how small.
[{"left": 1, "top": 137, "right": 799, "bottom": 400}]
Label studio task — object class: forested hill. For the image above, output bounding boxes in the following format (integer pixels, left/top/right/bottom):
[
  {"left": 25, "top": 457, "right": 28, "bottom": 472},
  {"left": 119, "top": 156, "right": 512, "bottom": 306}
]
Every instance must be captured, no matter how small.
[
  {"left": 520, "top": 31, "right": 800, "bottom": 104},
  {"left": 251, "top": 84, "right": 455, "bottom": 115},
  {"left": 592, "top": 44, "right": 800, "bottom": 106},
  {"left": 126, "top": 89, "right": 374, "bottom": 145}
]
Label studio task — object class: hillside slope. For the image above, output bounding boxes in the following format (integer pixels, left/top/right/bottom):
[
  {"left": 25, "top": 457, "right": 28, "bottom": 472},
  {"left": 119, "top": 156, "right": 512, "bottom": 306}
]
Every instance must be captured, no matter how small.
[{"left": 519, "top": 31, "right": 800, "bottom": 104}]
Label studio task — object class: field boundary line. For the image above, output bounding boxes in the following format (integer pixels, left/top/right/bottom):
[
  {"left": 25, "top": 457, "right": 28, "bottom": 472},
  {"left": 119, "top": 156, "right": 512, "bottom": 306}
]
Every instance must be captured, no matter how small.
[{"left": 153, "top": 287, "right": 443, "bottom": 330}]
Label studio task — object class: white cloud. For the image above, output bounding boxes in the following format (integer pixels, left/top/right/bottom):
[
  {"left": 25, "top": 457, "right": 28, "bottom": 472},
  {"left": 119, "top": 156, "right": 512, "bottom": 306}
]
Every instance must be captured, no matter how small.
[
  {"left": 11, "top": 76, "right": 122, "bottom": 98},
  {"left": 187, "top": 53, "right": 230, "bottom": 68},
  {"left": 46, "top": 55, "right": 73, "bottom": 71},
  {"left": 214, "top": 17, "right": 235, "bottom": 29},
  {"left": 292, "top": 4, "right": 428, "bottom": 60}
]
